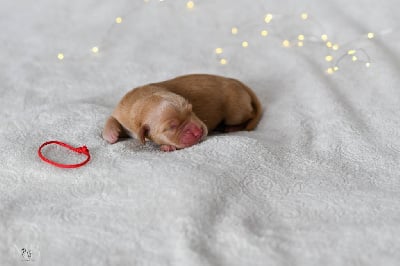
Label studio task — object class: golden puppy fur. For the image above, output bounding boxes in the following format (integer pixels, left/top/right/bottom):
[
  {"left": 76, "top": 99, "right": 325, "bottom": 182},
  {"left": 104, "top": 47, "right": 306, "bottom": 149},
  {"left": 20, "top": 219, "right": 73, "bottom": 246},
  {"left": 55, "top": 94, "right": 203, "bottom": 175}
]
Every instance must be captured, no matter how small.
[{"left": 102, "top": 74, "right": 262, "bottom": 151}]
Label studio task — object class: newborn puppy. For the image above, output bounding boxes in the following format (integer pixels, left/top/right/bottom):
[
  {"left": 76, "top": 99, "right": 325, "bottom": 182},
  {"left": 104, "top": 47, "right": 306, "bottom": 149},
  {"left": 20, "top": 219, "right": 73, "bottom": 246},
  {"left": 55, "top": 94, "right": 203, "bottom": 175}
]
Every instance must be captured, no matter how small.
[{"left": 102, "top": 74, "right": 262, "bottom": 152}]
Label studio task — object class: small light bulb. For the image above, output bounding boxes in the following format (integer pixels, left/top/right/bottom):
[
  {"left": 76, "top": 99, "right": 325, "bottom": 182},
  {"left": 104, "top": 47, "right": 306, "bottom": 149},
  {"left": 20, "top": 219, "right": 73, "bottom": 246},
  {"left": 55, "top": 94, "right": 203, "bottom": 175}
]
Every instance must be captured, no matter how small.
[
  {"left": 282, "top": 40, "right": 290, "bottom": 47},
  {"left": 366, "top": 62, "right": 371, "bottom": 67},
  {"left": 215, "top": 48, "right": 223, "bottom": 54},
  {"left": 367, "top": 32, "right": 375, "bottom": 39},
  {"left": 326, "top": 41, "right": 333, "bottom": 48},
  {"left": 347, "top": 50, "right": 356, "bottom": 55},
  {"left": 352, "top": 55, "right": 358, "bottom": 61},
  {"left": 264, "top": 14, "right": 273, "bottom": 23},
  {"left": 298, "top": 34, "right": 305, "bottom": 41},
  {"left": 242, "top": 41, "right": 249, "bottom": 48},
  {"left": 326, "top": 68, "right": 334, "bottom": 74},
  {"left": 301, "top": 13, "right": 308, "bottom": 20},
  {"left": 334, "top": 66, "right": 339, "bottom": 71},
  {"left": 220, "top": 58, "right": 227, "bottom": 65},
  {"left": 297, "top": 41, "right": 304, "bottom": 47},
  {"left": 57, "top": 53, "right": 64, "bottom": 60},
  {"left": 325, "top": 55, "right": 333, "bottom": 62},
  {"left": 332, "top": 44, "right": 339, "bottom": 50},
  {"left": 321, "top": 34, "right": 328, "bottom": 42},
  {"left": 186, "top": 1, "right": 194, "bottom": 9},
  {"left": 91, "top": 46, "right": 99, "bottom": 53},
  {"left": 115, "top": 17, "right": 122, "bottom": 24},
  {"left": 231, "top": 27, "right": 238, "bottom": 35},
  {"left": 261, "top": 30, "right": 268, "bottom": 37}
]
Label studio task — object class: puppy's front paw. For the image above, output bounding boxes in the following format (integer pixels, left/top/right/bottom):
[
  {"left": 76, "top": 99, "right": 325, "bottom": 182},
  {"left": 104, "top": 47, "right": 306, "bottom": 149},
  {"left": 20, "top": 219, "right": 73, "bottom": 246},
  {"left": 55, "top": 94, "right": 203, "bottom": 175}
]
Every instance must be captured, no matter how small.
[
  {"left": 103, "top": 130, "right": 119, "bottom": 144},
  {"left": 103, "top": 116, "right": 125, "bottom": 144},
  {"left": 160, "top": 145, "right": 177, "bottom": 152}
]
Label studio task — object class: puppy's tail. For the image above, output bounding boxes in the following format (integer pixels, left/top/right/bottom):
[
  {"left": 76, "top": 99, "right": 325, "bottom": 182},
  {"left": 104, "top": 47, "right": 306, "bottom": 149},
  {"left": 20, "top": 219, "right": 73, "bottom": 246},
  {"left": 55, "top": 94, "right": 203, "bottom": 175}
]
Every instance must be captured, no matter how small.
[{"left": 242, "top": 83, "right": 263, "bottom": 131}]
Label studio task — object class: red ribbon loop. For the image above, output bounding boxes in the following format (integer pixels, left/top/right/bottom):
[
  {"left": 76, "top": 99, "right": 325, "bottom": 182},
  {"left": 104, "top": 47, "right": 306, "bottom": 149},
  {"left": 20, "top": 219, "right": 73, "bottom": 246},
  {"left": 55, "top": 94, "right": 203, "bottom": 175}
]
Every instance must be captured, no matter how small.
[{"left": 38, "top": 141, "right": 91, "bottom": 168}]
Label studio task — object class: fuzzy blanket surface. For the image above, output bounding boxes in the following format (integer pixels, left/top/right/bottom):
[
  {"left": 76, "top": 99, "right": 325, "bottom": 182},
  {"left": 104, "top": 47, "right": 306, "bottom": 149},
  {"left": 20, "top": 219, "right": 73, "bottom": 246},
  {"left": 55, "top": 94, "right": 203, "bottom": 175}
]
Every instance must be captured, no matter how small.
[{"left": 1, "top": 0, "right": 400, "bottom": 265}]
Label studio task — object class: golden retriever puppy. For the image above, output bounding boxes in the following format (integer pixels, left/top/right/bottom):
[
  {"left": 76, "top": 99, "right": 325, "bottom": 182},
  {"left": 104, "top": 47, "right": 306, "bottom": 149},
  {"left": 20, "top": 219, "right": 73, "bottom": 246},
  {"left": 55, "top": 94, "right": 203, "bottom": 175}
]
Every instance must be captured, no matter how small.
[{"left": 102, "top": 74, "right": 262, "bottom": 151}]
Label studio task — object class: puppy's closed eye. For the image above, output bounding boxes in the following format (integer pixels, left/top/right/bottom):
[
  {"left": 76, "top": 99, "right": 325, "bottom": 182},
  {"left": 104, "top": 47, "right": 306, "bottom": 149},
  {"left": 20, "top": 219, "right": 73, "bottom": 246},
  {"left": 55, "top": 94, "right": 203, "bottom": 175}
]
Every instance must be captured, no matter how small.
[
  {"left": 169, "top": 124, "right": 177, "bottom": 130},
  {"left": 163, "top": 121, "right": 179, "bottom": 132}
]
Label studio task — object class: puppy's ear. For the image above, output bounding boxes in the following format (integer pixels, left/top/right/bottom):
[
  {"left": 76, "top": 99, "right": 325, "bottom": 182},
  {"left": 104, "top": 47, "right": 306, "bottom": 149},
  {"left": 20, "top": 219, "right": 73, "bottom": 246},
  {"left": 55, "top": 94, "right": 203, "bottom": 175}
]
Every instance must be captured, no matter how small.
[{"left": 138, "top": 124, "right": 149, "bottom": 144}]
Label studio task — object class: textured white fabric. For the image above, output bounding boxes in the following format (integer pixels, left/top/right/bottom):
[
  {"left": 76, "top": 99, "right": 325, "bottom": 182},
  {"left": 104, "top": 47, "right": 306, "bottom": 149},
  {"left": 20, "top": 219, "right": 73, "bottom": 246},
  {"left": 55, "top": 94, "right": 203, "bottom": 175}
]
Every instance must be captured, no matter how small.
[{"left": 1, "top": 0, "right": 400, "bottom": 265}]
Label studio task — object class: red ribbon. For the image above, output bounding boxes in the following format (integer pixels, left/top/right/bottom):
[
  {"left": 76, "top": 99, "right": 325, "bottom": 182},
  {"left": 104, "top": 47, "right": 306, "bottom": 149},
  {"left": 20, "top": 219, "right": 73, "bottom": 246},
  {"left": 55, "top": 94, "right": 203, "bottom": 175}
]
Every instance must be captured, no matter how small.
[{"left": 38, "top": 141, "right": 91, "bottom": 168}]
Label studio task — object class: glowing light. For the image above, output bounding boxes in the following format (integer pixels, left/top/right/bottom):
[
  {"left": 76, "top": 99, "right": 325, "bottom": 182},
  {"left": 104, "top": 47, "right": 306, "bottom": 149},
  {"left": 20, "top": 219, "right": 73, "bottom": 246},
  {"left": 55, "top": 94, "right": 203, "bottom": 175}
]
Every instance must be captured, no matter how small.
[
  {"left": 367, "top": 32, "right": 375, "bottom": 39},
  {"left": 220, "top": 58, "right": 227, "bottom": 65},
  {"left": 264, "top": 14, "right": 273, "bottom": 23},
  {"left": 334, "top": 66, "right": 339, "bottom": 71},
  {"left": 57, "top": 53, "right": 64, "bottom": 60},
  {"left": 231, "top": 27, "right": 238, "bottom": 35},
  {"left": 347, "top": 50, "right": 356, "bottom": 55},
  {"left": 297, "top": 41, "right": 304, "bottom": 47},
  {"left": 261, "top": 30, "right": 268, "bottom": 37},
  {"left": 298, "top": 34, "right": 305, "bottom": 41},
  {"left": 91, "top": 46, "right": 99, "bottom": 53},
  {"left": 326, "top": 68, "right": 334, "bottom": 74},
  {"left": 332, "top": 44, "right": 339, "bottom": 50},
  {"left": 242, "top": 41, "right": 249, "bottom": 48},
  {"left": 321, "top": 34, "right": 328, "bottom": 42},
  {"left": 115, "top": 17, "right": 122, "bottom": 24},
  {"left": 215, "top": 48, "right": 223, "bottom": 54},
  {"left": 366, "top": 62, "right": 371, "bottom": 67},
  {"left": 186, "top": 1, "right": 194, "bottom": 9},
  {"left": 282, "top": 40, "right": 290, "bottom": 47},
  {"left": 352, "top": 56, "right": 358, "bottom": 61},
  {"left": 326, "top": 41, "right": 333, "bottom": 48},
  {"left": 301, "top": 13, "right": 308, "bottom": 20},
  {"left": 325, "top": 55, "right": 333, "bottom": 62}
]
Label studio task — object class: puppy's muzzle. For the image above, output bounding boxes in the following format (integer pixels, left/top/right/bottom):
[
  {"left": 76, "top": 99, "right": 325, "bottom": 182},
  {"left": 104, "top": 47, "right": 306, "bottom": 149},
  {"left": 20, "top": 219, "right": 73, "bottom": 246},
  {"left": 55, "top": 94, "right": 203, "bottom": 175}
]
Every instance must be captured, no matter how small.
[{"left": 181, "top": 123, "right": 204, "bottom": 147}]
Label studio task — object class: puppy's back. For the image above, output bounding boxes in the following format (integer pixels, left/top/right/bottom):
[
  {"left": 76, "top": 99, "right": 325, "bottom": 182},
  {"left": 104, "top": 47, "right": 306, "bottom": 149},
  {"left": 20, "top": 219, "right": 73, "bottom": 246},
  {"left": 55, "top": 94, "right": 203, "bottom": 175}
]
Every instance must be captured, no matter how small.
[
  {"left": 152, "top": 74, "right": 227, "bottom": 130},
  {"left": 153, "top": 74, "right": 262, "bottom": 131}
]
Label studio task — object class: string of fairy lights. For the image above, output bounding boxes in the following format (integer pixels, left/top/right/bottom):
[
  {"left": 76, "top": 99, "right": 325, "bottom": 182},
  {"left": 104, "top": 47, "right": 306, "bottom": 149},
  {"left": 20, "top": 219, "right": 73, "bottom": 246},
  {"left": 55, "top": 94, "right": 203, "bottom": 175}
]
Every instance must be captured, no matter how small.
[
  {"left": 213, "top": 11, "right": 378, "bottom": 74},
  {"left": 55, "top": 0, "right": 391, "bottom": 75},
  {"left": 56, "top": 0, "right": 195, "bottom": 60}
]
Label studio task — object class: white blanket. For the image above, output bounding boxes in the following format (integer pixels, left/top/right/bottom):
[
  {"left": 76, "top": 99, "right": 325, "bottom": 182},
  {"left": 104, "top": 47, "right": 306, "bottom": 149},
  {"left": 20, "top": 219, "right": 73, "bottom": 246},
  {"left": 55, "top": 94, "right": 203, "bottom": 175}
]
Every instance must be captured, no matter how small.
[{"left": 1, "top": 0, "right": 400, "bottom": 265}]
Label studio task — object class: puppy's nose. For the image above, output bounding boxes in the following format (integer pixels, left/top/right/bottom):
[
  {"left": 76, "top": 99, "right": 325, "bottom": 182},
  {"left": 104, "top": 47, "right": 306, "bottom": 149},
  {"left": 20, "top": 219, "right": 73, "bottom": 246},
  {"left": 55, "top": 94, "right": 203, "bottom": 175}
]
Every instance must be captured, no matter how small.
[
  {"left": 185, "top": 123, "right": 202, "bottom": 138},
  {"left": 181, "top": 124, "right": 203, "bottom": 146},
  {"left": 192, "top": 126, "right": 203, "bottom": 138}
]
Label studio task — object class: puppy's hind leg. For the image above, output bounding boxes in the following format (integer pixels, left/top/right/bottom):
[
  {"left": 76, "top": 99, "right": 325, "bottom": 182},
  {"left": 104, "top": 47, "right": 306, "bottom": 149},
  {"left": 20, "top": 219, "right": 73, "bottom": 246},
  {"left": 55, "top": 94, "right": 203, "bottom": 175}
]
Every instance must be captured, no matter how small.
[{"left": 102, "top": 116, "right": 128, "bottom": 144}]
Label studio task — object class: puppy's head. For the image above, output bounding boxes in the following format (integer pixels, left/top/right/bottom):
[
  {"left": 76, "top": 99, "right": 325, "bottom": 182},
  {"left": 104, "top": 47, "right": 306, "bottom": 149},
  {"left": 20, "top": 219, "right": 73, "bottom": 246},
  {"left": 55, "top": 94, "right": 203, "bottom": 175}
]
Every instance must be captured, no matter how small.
[{"left": 139, "top": 91, "right": 208, "bottom": 149}]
